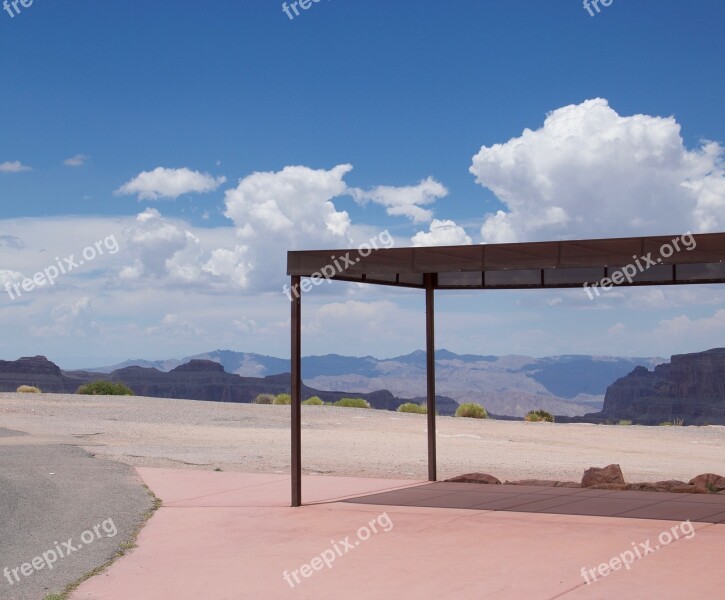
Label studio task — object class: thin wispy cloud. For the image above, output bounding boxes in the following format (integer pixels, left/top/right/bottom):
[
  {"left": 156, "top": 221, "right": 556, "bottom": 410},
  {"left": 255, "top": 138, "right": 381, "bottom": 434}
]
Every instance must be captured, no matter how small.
[
  {"left": 0, "top": 161, "right": 32, "bottom": 173},
  {"left": 63, "top": 154, "right": 89, "bottom": 167}
]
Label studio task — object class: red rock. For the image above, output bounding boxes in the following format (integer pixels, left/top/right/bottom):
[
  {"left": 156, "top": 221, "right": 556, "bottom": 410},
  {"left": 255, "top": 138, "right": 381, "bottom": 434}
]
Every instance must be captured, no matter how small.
[
  {"left": 689, "top": 473, "right": 725, "bottom": 493},
  {"left": 555, "top": 482, "right": 582, "bottom": 488},
  {"left": 589, "top": 483, "right": 629, "bottom": 490},
  {"left": 627, "top": 480, "right": 688, "bottom": 493},
  {"left": 445, "top": 473, "right": 501, "bottom": 485},
  {"left": 600, "top": 349, "right": 725, "bottom": 425},
  {"left": 581, "top": 464, "right": 625, "bottom": 487}
]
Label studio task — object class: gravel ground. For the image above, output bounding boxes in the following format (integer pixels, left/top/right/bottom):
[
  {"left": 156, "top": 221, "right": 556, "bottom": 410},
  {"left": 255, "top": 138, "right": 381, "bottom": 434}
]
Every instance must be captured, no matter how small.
[{"left": 1, "top": 392, "right": 723, "bottom": 483}]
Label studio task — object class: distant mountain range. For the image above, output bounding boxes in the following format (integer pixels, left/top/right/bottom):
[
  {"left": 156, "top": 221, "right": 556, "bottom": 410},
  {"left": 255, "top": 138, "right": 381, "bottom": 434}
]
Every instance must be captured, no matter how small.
[
  {"left": 6, "top": 349, "right": 721, "bottom": 423},
  {"left": 88, "top": 349, "right": 664, "bottom": 417},
  {"left": 0, "top": 356, "right": 460, "bottom": 415}
]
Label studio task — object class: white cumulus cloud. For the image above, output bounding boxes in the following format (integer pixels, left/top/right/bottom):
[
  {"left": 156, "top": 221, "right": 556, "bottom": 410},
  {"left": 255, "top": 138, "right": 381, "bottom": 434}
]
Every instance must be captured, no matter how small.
[
  {"left": 202, "top": 246, "right": 253, "bottom": 288},
  {"left": 411, "top": 219, "right": 472, "bottom": 246},
  {"left": 120, "top": 209, "right": 195, "bottom": 279},
  {"left": 119, "top": 209, "right": 253, "bottom": 291},
  {"left": 222, "top": 164, "right": 354, "bottom": 290},
  {"left": 471, "top": 98, "right": 725, "bottom": 243},
  {"left": 116, "top": 167, "right": 227, "bottom": 200},
  {"left": 224, "top": 164, "right": 352, "bottom": 239}
]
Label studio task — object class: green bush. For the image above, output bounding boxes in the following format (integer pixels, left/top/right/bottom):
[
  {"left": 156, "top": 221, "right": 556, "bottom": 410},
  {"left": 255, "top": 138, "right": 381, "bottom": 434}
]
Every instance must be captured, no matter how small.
[
  {"left": 397, "top": 402, "right": 427, "bottom": 414},
  {"left": 273, "top": 393, "right": 292, "bottom": 405},
  {"left": 302, "top": 396, "right": 324, "bottom": 406},
  {"left": 253, "top": 393, "right": 275, "bottom": 405},
  {"left": 333, "top": 397, "right": 371, "bottom": 409},
  {"left": 524, "top": 409, "right": 555, "bottom": 423},
  {"left": 16, "top": 385, "right": 41, "bottom": 393},
  {"left": 76, "top": 381, "right": 134, "bottom": 396},
  {"left": 618, "top": 419, "right": 633, "bottom": 426},
  {"left": 455, "top": 403, "right": 488, "bottom": 419}
]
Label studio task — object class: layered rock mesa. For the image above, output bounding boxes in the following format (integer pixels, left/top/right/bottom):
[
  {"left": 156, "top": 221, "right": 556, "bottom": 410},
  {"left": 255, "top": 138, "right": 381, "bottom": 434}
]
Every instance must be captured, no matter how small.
[
  {"left": 0, "top": 356, "right": 459, "bottom": 415},
  {"left": 596, "top": 348, "right": 725, "bottom": 425}
]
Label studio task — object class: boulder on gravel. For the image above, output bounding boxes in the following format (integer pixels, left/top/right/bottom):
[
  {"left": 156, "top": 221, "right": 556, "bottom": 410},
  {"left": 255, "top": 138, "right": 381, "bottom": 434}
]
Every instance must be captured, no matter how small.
[
  {"left": 582, "top": 464, "right": 625, "bottom": 487},
  {"left": 689, "top": 473, "right": 725, "bottom": 493},
  {"left": 445, "top": 473, "right": 501, "bottom": 485}
]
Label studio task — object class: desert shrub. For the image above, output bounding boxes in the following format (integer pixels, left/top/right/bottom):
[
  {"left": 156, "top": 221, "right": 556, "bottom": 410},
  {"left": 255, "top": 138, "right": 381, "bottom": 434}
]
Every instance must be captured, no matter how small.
[
  {"left": 455, "top": 403, "right": 488, "bottom": 419},
  {"left": 334, "top": 397, "right": 371, "bottom": 409},
  {"left": 253, "top": 393, "right": 275, "bottom": 405},
  {"left": 524, "top": 409, "right": 554, "bottom": 423},
  {"left": 76, "top": 381, "right": 134, "bottom": 396},
  {"left": 16, "top": 385, "right": 41, "bottom": 393},
  {"left": 397, "top": 402, "right": 427, "bottom": 414},
  {"left": 302, "top": 396, "right": 324, "bottom": 406},
  {"left": 618, "top": 419, "right": 633, "bottom": 426},
  {"left": 659, "top": 421, "right": 673, "bottom": 426},
  {"left": 273, "top": 393, "right": 292, "bottom": 405}
]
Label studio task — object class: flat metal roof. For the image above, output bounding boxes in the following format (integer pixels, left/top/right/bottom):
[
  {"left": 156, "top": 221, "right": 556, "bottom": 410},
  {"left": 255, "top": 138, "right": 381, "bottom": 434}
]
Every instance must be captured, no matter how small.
[{"left": 287, "top": 232, "right": 725, "bottom": 290}]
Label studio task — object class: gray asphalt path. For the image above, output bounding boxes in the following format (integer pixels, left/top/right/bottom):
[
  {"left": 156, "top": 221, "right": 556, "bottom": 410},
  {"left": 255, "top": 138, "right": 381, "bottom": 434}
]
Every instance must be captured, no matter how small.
[{"left": 0, "top": 428, "right": 154, "bottom": 600}]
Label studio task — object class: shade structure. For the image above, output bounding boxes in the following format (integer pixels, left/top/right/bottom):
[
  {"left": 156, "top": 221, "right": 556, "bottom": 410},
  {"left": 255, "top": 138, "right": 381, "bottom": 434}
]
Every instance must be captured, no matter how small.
[{"left": 286, "top": 232, "right": 725, "bottom": 506}]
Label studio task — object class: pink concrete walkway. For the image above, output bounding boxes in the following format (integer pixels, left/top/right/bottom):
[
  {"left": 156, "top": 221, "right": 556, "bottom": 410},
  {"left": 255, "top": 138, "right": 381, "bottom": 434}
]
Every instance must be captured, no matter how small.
[{"left": 71, "top": 469, "right": 725, "bottom": 600}]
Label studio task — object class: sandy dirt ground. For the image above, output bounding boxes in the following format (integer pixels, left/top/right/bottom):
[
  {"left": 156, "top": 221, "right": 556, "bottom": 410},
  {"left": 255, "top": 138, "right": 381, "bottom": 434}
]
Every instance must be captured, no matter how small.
[{"left": 1, "top": 392, "right": 723, "bottom": 483}]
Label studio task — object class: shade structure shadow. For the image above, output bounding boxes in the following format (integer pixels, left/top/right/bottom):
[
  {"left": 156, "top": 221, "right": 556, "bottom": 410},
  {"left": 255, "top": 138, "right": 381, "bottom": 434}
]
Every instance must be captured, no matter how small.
[{"left": 342, "top": 482, "right": 725, "bottom": 523}]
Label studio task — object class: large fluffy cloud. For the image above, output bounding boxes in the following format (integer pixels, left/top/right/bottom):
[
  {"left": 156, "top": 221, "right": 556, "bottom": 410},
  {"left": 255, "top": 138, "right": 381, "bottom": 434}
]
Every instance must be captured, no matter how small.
[
  {"left": 119, "top": 208, "right": 252, "bottom": 290},
  {"left": 471, "top": 98, "right": 725, "bottom": 243},
  {"left": 116, "top": 167, "right": 227, "bottom": 200},
  {"left": 220, "top": 164, "right": 355, "bottom": 291},
  {"left": 224, "top": 164, "right": 352, "bottom": 241}
]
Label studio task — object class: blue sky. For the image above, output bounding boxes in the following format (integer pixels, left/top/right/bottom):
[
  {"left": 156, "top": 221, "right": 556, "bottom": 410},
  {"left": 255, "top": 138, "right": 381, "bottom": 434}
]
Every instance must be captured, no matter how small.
[{"left": 1, "top": 1, "right": 724, "bottom": 368}]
